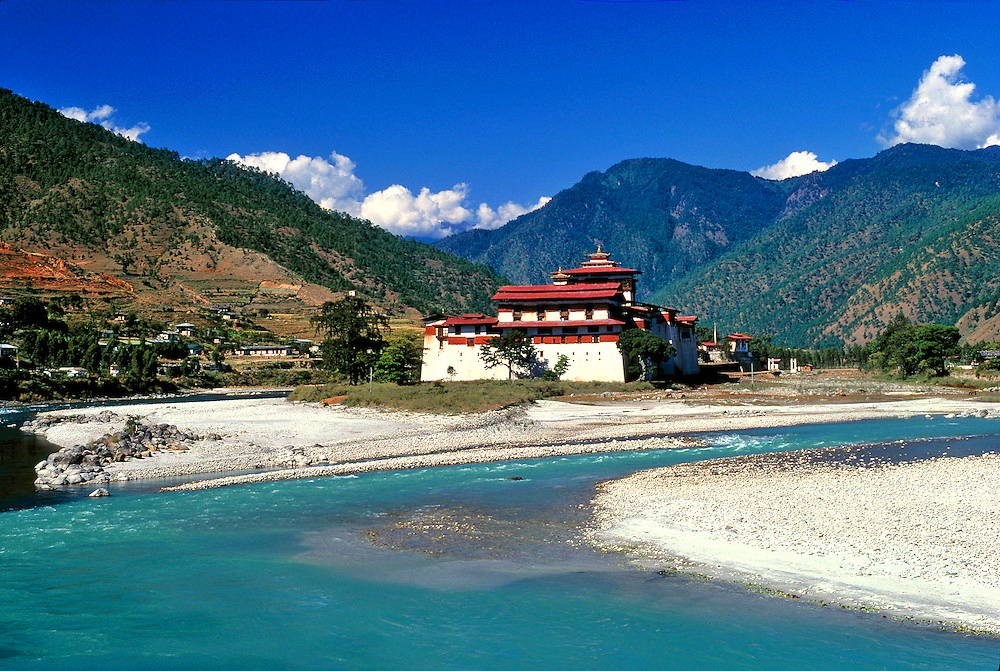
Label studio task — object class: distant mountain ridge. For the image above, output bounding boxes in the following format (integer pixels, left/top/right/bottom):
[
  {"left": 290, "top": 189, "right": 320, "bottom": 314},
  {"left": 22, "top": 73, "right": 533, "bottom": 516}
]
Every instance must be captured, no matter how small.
[
  {"left": 0, "top": 88, "right": 503, "bottom": 317},
  {"left": 438, "top": 158, "right": 792, "bottom": 291},
  {"left": 439, "top": 145, "right": 1000, "bottom": 347}
]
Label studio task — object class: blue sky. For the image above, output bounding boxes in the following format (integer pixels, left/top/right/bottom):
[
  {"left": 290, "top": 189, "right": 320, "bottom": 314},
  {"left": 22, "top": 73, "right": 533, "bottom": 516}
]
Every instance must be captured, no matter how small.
[{"left": 4, "top": 0, "right": 1000, "bottom": 239}]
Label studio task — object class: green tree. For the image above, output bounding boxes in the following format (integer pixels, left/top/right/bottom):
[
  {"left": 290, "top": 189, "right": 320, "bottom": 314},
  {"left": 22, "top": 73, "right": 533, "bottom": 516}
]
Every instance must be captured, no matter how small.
[
  {"left": 11, "top": 297, "right": 50, "bottom": 330},
  {"left": 373, "top": 338, "right": 422, "bottom": 384},
  {"left": 541, "top": 354, "right": 570, "bottom": 381},
  {"left": 479, "top": 330, "right": 536, "bottom": 381},
  {"left": 616, "top": 328, "right": 675, "bottom": 381},
  {"left": 311, "top": 296, "right": 389, "bottom": 384},
  {"left": 211, "top": 344, "right": 226, "bottom": 366},
  {"left": 867, "top": 313, "right": 959, "bottom": 377}
]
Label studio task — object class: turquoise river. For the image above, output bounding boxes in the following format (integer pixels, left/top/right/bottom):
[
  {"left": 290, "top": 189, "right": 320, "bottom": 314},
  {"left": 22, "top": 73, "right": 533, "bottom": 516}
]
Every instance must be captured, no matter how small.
[{"left": 1, "top": 404, "right": 999, "bottom": 669}]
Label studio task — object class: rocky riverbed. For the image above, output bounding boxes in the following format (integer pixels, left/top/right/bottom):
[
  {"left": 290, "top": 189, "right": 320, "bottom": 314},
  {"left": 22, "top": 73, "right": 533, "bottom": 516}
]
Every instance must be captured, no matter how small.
[{"left": 27, "top": 413, "right": 208, "bottom": 488}]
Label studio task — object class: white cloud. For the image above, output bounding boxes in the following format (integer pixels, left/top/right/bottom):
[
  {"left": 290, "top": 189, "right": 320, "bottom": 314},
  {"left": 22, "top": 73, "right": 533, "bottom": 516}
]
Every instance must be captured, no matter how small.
[
  {"left": 751, "top": 151, "right": 838, "bottom": 180},
  {"left": 359, "top": 184, "right": 473, "bottom": 239},
  {"left": 882, "top": 54, "right": 1000, "bottom": 150},
  {"left": 58, "top": 104, "right": 150, "bottom": 142},
  {"left": 474, "top": 196, "right": 551, "bottom": 231},
  {"left": 227, "top": 151, "right": 365, "bottom": 214},
  {"left": 227, "top": 149, "right": 547, "bottom": 239}
]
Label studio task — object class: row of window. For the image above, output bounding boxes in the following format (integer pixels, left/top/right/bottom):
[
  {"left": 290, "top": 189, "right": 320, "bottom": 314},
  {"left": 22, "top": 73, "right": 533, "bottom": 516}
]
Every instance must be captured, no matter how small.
[
  {"left": 448, "top": 325, "right": 612, "bottom": 336},
  {"left": 512, "top": 308, "right": 597, "bottom": 321}
]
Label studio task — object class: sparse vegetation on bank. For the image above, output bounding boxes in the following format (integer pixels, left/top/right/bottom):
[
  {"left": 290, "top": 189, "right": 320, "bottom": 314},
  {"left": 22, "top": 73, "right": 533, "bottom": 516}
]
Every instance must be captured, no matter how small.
[{"left": 288, "top": 379, "right": 657, "bottom": 414}]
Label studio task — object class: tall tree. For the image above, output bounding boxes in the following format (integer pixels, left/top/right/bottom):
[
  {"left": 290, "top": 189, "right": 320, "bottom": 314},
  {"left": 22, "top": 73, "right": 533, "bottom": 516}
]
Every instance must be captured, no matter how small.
[
  {"left": 478, "top": 330, "right": 536, "bottom": 381},
  {"left": 616, "top": 328, "right": 675, "bottom": 381},
  {"left": 312, "top": 296, "right": 389, "bottom": 384}
]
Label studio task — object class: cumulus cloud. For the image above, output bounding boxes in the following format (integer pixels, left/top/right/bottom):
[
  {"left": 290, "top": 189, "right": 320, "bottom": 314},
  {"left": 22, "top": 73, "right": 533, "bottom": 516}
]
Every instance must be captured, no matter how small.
[
  {"left": 474, "top": 196, "right": 552, "bottom": 231},
  {"left": 227, "top": 149, "right": 547, "bottom": 238},
  {"left": 359, "top": 184, "right": 474, "bottom": 238},
  {"left": 751, "top": 151, "right": 838, "bottom": 180},
  {"left": 227, "top": 151, "right": 365, "bottom": 214},
  {"left": 881, "top": 54, "right": 1000, "bottom": 150},
  {"left": 58, "top": 104, "right": 150, "bottom": 142}
]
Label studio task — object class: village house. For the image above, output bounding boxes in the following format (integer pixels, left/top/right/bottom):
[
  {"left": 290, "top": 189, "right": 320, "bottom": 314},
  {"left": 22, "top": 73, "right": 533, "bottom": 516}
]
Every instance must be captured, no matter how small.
[
  {"left": 728, "top": 333, "right": 753, "bottom": 363},
  {"left": 421, "top": 248, "right": 700, "bottom": 382},
  {"left": 175, "top": 323, "right": 197, "bottom": 337},
  {"left": 0, "top": 343, "right": 17, "bottom": 365},
  {"left": 235, "top": 345, "right": 294, "bottom": 357}
]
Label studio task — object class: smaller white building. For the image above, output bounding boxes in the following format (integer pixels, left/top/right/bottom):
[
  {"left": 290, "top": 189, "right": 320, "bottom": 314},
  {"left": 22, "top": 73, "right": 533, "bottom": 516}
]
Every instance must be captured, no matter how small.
[{"left": 236, "top": 345, "right": 294, "bottom": 357}]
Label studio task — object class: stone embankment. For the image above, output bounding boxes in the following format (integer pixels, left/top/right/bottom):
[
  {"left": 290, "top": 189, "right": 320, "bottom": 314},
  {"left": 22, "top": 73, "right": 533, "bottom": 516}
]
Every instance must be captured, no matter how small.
[{"left": 29, "top": 414, "right": 207, "bottom": 488}]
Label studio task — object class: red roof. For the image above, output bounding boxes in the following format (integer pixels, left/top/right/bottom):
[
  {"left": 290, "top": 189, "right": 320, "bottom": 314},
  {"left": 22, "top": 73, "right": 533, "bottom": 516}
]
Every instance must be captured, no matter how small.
[
  {"left": 496, "top": 319, "right": 626, "bottom": 329},
  {"left": 492, "top": 282, "right": 623, "bottom": 302},
  {"left": 561, "top": 266, "right": 640, "bottom": 275},
  {"left": 728, "top": 332, "right": 752, "bottom": 340}
]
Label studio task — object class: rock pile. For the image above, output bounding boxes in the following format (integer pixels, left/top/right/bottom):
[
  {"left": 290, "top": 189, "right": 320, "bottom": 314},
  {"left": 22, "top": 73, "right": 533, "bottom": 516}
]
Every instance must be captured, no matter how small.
[{"left": 34, "top": 421, "right": 201, "bottom": 489}]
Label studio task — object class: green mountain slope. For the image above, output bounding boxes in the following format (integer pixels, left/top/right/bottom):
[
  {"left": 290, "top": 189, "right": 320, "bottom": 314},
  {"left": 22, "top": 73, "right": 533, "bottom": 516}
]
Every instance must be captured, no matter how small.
[
  {"left": 437, "top": 158, "right": 791, "bottom": 293},
  {"left": 653, "top": 144, "right": 1000, "bottom": 346},
  {"left": 0, "top": 88, "right": 503, "bottom": 315}
]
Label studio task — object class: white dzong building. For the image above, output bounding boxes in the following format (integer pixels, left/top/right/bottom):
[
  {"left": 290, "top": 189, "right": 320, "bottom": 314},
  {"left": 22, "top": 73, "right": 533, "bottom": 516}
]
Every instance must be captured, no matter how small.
[{"left": 421, "top": 248, "right": 700, "bottom": 382}]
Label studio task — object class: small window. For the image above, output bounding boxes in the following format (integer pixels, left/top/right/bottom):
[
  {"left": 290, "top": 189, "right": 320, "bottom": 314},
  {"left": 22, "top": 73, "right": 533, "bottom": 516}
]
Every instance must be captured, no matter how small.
[
  {"left": 512, "top": 311, "right": 522, "bottom": 322},
  {"left": 559, "top": 309, "right": 569, "bottom": 321},
  {"left": 538, "top": 327, "right": 552, "bottom": 335},
  {"left": 475, "top": 326, "right": 481, "bottom": 335},
  {"left": 588, "top": 326, "right": 600, "bottom": 334},
  {"left": 563, "top": 327, "right": 578, "bottom": 334},
  {"left": 585, "top": 308, "right": 594, "bottom": 320},
  {"left": 537, "top": 311, "right": 545, "bottom": 322}
]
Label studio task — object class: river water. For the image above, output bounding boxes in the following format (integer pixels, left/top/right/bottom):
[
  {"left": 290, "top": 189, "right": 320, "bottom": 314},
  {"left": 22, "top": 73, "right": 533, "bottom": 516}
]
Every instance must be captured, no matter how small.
[{"left": 1, "top": 403, "right": 998, "bottom": 669}]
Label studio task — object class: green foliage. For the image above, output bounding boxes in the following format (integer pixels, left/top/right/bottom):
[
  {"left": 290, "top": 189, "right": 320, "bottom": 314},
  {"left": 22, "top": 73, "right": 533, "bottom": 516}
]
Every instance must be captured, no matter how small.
[
  {"left": 478, "top": 330, "right": 537, "bottom": 381},
  {"left": 372, "top": 338, "right": 422, "bottom": 385},
  {"left": 866, "top": 313, "right": 960, "bottom": 377},
  {"left": 11, "top": 297, "right": 51, "bottom": 330},
  {"left": 616, "top": 329, "right": 675, "bottom": 380},
  {"left": 541, "top": 353, "right": 571, "bottom": 381},
  {"left": 311, "top": 295, "right": 389, "bottom": 384},
  {"left": 0, "top": 88, "right": 504, "bottom": 315},
  {"left": 749, "top": 335, "right": 852, "bottom": 369},
  {"left": 653, "top": 145, "right": 1000, "bottom": 347}
]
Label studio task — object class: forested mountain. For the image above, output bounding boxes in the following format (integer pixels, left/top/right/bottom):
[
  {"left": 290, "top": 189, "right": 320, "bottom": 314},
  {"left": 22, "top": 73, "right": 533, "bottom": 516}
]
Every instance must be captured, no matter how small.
[
  {"left": 0, "top": 88, "right": 503, "bottom": 316},
  {"left": 440, "top": 145, "right": 1000, "bottom": 347},
  {"left": 437, "top": 158, "right": 792, "bottom": 291}
]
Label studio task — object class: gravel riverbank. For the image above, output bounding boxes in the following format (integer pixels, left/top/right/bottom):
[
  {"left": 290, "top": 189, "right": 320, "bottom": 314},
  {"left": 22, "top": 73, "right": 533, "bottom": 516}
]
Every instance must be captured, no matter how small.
[
  {"left": 21, "top": 394, "right": 1000, "bottom": 491},
  {"left": 590, "top": 447, "right": 1000, "bottom": 634}
]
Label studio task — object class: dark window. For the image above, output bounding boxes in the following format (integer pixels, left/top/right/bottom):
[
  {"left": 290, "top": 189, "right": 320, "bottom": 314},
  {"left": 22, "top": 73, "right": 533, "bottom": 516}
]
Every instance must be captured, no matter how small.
[
  {"left": 538, "top": 327, "right": 552, "bottom": 336},
  {"left": 512, "top": 311, "right": 522, "bottom": 322},
  {"left": 559, "top": 309, "right": 569, "bottom": 321},
  {"left": 588, "top": 326, "right": 600, "bottom": 334},
  {"left": 563, "top": 327, "right": 578, "bottom": 334},
  {"left": 585, "top": 308, "right": 594, "bottom": 320},
  {"left": 537, "top": 311, "right": 545, "bottom": 321}
]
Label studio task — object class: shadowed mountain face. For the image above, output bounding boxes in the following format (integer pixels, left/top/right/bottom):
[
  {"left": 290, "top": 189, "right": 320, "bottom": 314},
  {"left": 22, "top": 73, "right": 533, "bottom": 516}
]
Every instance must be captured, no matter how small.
[
  {"left": 439, "top": 146, "right": 1000, "bottom": 347},
  {"left": 438, "top": 158, "right": 791, "bottom": 293},
  {"left": 0, "top": 88, "right": 504, "bottom": 317}
]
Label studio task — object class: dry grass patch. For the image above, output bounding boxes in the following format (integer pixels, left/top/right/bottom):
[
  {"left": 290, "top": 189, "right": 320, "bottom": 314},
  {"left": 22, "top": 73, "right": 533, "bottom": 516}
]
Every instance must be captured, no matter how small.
[{"left": 289, "top": 379, "right": 656, "bottom": 414}]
